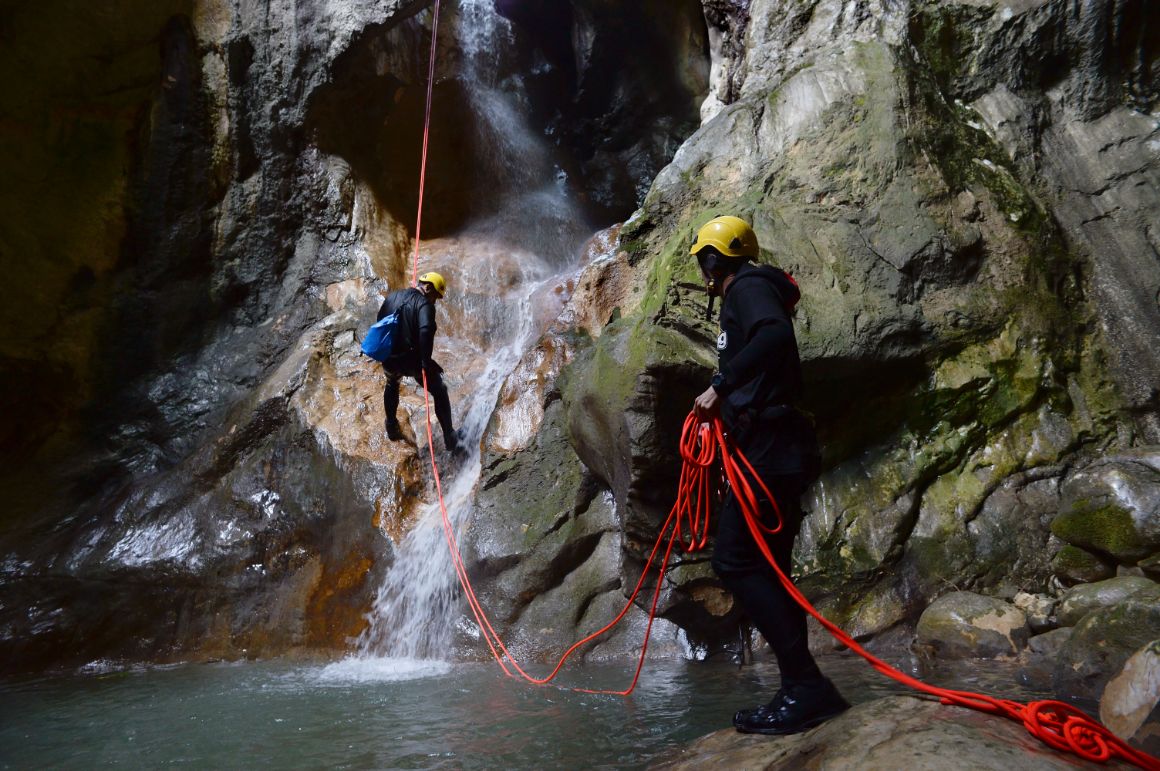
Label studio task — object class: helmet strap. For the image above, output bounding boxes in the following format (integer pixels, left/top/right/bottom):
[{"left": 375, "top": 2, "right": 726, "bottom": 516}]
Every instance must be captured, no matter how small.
[{"left": 697, "top": 250, "right": 741, "bottom": 295}]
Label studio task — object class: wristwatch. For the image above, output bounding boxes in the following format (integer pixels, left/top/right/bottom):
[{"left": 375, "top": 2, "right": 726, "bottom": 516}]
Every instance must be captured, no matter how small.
[{"left": 711, "top": 371, "right": 729, "bottom": 394}]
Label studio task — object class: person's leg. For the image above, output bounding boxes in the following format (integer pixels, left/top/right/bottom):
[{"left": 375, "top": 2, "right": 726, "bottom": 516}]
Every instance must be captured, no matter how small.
[
  {"left": 421, "top": 364, "right": 462, "bottom": 452},
  {"left": 712, "top": 479, "right": 821, "bottom": 683},
  {"left": 712, "top": 473, "right": 847, "bottom": 734},
  {"left": 382, "top": 369, "right": 403, "bottom": 440}
]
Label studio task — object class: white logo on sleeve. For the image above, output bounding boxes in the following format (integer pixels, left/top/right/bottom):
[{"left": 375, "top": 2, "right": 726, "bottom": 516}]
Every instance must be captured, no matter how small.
[{"left": 717, "top": 331, "right": 727, "bottom": 350}]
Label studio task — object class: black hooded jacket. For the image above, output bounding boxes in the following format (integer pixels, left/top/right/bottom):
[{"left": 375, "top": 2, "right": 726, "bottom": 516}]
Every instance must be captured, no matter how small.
[
  {"left": 714, "top": 262, "right": 818, "bottom": 477},
  {"left": 377, "top": 287, "right": 437, "bottom": 369}
]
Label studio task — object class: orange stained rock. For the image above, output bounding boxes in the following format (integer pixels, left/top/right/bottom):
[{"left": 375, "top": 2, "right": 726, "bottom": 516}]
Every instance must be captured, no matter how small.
[{"left": 306, "top": 549, "right": 375, "bottom": 648}]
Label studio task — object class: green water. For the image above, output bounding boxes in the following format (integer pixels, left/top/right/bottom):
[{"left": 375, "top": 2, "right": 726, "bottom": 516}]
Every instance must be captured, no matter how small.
[{"left": 0, "top": 654, "right": 1049, "bottom": 769}]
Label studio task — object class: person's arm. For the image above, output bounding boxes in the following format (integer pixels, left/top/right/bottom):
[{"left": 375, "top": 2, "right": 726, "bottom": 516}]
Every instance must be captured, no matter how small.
[{"left": 416, "top": 301, "right": 436, "bottom": 365}]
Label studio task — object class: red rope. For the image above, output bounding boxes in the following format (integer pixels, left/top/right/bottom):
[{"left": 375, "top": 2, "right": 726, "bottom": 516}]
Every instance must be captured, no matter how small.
[
  {"left": 411, "top": 0, "right": 441, "bottom": 289},
  {"left": 703, "top": 415, "right": 1160, "bottom": 770},
  {"left": 404, "top": 4, "right": 1157, "bottom": 765}
]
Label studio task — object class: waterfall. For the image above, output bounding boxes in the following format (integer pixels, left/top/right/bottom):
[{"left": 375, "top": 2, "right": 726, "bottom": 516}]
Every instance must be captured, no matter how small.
[{"left": 324, "top": 0, "right": 589, "bottom": 679}]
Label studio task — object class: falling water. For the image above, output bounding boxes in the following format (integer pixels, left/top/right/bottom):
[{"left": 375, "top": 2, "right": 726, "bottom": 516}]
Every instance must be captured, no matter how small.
[{"left": 326, "top": 0, "right": 590, "bottom": 678}]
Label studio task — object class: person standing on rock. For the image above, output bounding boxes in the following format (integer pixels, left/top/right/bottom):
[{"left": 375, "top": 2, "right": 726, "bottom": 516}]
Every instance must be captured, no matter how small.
[
  {"left": 690, "top": 215, "right": 849, "bottom": 735},
  {"left": 378, "top": 271, "right": 464, "bottom": 455}
]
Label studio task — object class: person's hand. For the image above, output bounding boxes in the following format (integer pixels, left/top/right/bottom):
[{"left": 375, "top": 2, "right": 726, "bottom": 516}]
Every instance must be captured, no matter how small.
[{"left": 693, "top": 385, "right": 720, "bottom": 423}]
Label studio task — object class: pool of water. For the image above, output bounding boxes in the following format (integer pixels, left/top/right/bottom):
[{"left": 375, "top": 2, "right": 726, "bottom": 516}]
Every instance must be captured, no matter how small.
[{"left": 0, "top": 653, "right": 1052, "bottom": 769}]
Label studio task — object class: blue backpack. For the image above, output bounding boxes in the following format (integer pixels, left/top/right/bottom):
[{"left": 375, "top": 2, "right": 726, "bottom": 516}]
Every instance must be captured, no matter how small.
[{"left": 360, "top": 309, "right": 400, "bottom": 361}]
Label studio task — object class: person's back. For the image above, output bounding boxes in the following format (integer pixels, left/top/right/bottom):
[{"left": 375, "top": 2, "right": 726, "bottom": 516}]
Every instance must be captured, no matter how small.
[{"left": 377, "top": 287, "right": 429, "bottom": 365}]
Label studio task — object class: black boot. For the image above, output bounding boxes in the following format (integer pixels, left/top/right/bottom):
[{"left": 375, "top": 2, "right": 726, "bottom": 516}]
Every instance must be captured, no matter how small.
[
  {"left": 732, "top": 687, "right": 784, "bottom": 729},
  {"left": 734, "top": 678, "right": 849, "bottom": 735},
  {"left": 444, "top": 428, "right": 467, "bottom": 455},
  {"left": 386, "top": 418, "right": 404, "bottom": 441}
]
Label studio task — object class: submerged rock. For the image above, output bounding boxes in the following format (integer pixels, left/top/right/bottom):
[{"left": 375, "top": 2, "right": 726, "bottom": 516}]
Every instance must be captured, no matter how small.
[
  {"left": 915, "top": 591, "right": 1030, "bottom": 659},
  {"left": 654, "top": 695, "right": 1093, "bottom": 770},
  {"left": 1017, "top": 627, "right": 1074, "bottom": 692}
]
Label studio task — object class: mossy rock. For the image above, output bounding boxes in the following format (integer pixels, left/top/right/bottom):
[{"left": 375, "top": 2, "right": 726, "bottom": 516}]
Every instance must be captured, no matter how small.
[
  {"left": 1052, "top": 544, "right": 1116, "bottom": 586},
  {"left": 1053, "top": 451, "right": 1160, "bottom": 564},
  {"left": 1056, "top": 576, "right": 1160, "bottom": 627}
]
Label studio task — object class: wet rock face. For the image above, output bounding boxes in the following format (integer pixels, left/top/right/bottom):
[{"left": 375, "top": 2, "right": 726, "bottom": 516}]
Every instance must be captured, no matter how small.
[
  {"left": 493, "top": 0, "right": 710, "bottom": 222},
  {"left": 915, "top": 0, "right": 1160, "bottom": 440},
  {"left": 0, "top": 0, "right": 197, "bottom": 460},
  {"left": 0, "top": 0, "right": 709, "bottom": 673},
  {"left": 3, "top": 0, "right": 1160, "bottom": 689},
  {"left": 0, "top": 0, "right": 441, "bottom": 673}
]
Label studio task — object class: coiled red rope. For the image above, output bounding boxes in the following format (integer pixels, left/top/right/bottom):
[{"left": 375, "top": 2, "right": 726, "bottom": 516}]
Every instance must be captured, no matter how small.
[
  {"left": 698, "top": 415, "right": 1160, "bottom": 770},
  {"left": 404, "top": 5, "right": 1157, "bottom": 765}
]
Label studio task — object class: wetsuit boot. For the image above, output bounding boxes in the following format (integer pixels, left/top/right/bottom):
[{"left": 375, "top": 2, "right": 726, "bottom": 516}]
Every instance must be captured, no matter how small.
[
  {"left": 386, "top": 418, "right": 404, "bottom": 441},
  {"left": 734, "top": 677, "right": 849, "bottom": 735},
  {"left": 444, "top": 428, "right": 466, "bottom": 455}
]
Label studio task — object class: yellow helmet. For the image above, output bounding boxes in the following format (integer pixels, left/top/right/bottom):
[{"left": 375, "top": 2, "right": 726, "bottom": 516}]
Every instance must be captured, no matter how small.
[
  {"left": 418, "top": 271, "right": 446, "bottom": 297},
  {"left": 689, "top": 215, "right": 758, "bottom": 259}
]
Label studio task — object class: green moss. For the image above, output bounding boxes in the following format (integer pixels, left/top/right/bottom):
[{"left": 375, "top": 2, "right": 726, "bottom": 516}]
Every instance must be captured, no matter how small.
[
  {"left": 907, "top": 2, "right": 994, "bottom": 95},
  {"left": 1052, "top": 544, "right": 1116, "bottom": 583},
  {"left": 1051, "top": 504, "right": 1147, "bottom": 562}
]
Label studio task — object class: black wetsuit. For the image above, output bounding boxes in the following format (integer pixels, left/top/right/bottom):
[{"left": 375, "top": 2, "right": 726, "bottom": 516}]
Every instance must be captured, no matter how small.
[
  {"left": 378, "top": 288, "right": 456, "bottom": 445},
  {"left": 709, "top": 262, "right": 823, "bottom": 684}
]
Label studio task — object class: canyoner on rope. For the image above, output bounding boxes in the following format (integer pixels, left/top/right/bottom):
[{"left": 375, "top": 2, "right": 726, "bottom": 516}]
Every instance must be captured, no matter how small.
[{"left": 373, "top": 272, "right": 465, "bottom": 455}]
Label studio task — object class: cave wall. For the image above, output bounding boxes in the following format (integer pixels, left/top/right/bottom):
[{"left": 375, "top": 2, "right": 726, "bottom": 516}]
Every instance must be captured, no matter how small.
[{"left": 0, "top": 0, "right": 710, "bottom": 673}]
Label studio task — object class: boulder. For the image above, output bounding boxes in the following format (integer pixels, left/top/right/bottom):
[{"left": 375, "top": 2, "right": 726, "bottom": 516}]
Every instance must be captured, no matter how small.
[
  {"left": 655, "top": 695, "right": 1095, "bottom": 770},
  {"left": 1100, "top": 639, "right": 1160, "bottom": 756},
  {"left": 1054, "top": 595, "right": 1160, "bottom": 702},
  {"left": 1052, "top": 544, "right": 1117, "bottom": 586},
  {"left": 1056, "top": 576, "right": 1160, "bottom": 627},
  {"left": 916, "top": 592, "right": 1030, "bottom": 659},
  {"left": 1052, "top": 450, "right": 1160, "bottom": 566}
]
